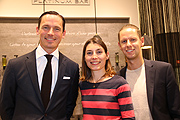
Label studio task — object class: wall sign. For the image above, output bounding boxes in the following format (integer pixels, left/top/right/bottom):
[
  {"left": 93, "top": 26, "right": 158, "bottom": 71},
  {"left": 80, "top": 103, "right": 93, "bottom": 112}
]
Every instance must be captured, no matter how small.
[
  {"left": 32, "top": 0, "right": 90, "bottom": 5},
  {"left": 0, "top": 17, "right": 129, "bottom": 74}
]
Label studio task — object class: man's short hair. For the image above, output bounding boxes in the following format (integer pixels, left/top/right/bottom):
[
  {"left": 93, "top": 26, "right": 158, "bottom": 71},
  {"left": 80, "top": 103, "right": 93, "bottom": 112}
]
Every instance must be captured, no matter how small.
[
  {"left": 37, "top": 11, "right": 65, "bottom": 32},
  {"left": 118, "top": 24, "right": 141, "bottom": 42}
]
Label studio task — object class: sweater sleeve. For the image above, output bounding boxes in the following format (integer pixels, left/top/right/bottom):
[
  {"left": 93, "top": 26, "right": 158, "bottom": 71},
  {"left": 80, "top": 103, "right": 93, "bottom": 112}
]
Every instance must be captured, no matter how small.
[{"left": 117, "top": 83, "right": 135, "bottom": 120}]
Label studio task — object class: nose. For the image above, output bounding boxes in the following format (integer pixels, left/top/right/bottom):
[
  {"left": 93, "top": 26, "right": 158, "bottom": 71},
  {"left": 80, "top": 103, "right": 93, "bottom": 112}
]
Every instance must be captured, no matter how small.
[
  {"left": 48, "top": 28, "right": 54, "bottom": 35},
  {"left": 92, "top": 53, "right": 98, "bottom": 59},
  {"left": 126, "top": 40, "right": 132, "bottom": 46}
]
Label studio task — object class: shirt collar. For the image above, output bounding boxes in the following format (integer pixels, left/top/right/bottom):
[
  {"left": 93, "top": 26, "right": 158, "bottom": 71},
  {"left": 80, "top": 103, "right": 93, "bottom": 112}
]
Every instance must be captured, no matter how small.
[{"left": 36, "top": 44, "right": 59, "bottom": 60}]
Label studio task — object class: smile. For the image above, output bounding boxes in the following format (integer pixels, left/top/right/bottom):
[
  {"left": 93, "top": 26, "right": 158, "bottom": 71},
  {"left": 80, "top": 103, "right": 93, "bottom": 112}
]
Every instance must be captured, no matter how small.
[
  {"left": 90, "top": 61, "right": 101, "bottom": 65},
  {"left": 45, "top": 38, "right": 55, "bottom": 41},
  {"left": 126, "top": 49, "right": 134, "bottom": 52}
]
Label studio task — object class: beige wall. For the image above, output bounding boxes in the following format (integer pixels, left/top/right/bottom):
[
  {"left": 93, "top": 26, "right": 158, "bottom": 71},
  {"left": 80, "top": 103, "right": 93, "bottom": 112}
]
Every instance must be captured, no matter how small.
[{"left": 0, "top": 0, "right": 139, "bottom": 26}]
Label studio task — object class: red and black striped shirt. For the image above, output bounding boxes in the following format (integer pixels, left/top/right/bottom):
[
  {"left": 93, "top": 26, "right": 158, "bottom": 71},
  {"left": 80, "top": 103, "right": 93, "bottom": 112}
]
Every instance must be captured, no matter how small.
[{"left": 79, "top": 75, "right": 135, "bottom": 120}]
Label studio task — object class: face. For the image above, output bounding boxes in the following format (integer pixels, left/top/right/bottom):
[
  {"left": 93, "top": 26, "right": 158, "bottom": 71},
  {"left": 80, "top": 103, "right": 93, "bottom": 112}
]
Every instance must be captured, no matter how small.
[
  {"left": 36, "top": 14, "right": 66, "bottom": 54},
  {"left": 118, "top": 28, "right": 144, "bottom": 60},
  {"left": 85, "top": 43, "right": 109, "bottom": 72}
]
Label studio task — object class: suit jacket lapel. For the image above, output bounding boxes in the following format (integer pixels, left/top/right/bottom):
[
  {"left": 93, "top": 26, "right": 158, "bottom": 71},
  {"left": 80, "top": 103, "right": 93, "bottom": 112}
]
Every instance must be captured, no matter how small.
[
  {"left": 119, "top": 65, "right": 127, "bottom": 79},
  {"left": 144, "top": 59, "right": 155, "bottom": 113},
  {"left": 25, "top": 50, "right": 42, "bottom": 102},
  {"left": 57, "top": 52, "right": 66, "bottom": 84}
]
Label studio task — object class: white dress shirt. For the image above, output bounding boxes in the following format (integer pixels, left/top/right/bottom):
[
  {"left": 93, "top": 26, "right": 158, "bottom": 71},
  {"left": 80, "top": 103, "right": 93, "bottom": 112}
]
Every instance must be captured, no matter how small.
[{"left": 36, "top": 45, "right": 59, "bottom": 98}]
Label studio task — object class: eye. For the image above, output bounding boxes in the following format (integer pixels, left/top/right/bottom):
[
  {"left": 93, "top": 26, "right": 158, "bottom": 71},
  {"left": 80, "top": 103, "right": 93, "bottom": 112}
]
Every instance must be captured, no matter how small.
[
  {"left": 131, "top": 38, "right": 136, "bottom": 42},
  {"left": 96, "top": 50, "right": 103, "bottom": 54},
  {"left": 121, "top": 40, "right": 127, "bottom": 44},
  {"left": 54, "top": 27, "right": 61, "bottom": 32},
  {"left": 86, "top": 51, "right": 93, "bottom": 56},
  {"left": 42, "top": 26, "right": 49, "bottom": 31}
]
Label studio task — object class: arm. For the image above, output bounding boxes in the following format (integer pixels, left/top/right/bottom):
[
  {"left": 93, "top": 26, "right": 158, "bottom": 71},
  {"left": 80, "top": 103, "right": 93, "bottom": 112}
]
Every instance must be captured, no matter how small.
[
  {"left": 66, "top": 64, "right": 79, "bottom": 120},
  {"left": 165, "top": 64, "right": 180, "bottom": 119},
  {"left": 0, "top": 60, "right": 17, "bottom": 120},
  {"left": 117, "top": 82, "right": 135, "bottom": 120}
]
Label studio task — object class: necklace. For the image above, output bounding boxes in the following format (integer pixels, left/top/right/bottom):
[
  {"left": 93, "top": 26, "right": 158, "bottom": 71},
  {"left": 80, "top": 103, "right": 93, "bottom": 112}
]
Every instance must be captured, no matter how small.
[{"left": 90, "top": 74, "right": 106, "bottom": 88}]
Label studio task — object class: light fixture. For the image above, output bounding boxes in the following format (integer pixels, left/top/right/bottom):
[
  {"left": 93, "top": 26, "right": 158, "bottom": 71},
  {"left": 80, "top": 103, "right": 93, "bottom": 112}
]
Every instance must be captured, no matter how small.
[
  {"left": 94, "top": 0, "right": 97, "bottom": 35},
  {"left": 93, "top": 0, "right": 102, "bottom": 39},
  {"left": 141, "top": 34, "right": 152, "bottom": 49},
  {"left": 43, "top": 0, "right": 46, "bottom": 12}
]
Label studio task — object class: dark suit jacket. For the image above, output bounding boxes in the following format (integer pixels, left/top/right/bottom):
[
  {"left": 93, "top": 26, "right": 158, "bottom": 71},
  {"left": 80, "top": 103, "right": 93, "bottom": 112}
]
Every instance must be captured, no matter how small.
[
  {"left": 0, "top": 49, "right": 79, "bottom": 120},
  {"left": 118, "top": 59, "right": 180, "bottom": 120}
]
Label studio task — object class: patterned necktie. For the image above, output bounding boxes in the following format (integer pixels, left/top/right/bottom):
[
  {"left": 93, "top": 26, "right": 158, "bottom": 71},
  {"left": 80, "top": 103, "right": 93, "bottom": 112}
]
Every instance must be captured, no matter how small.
[{"left": 41, "top": 55, "right": 53, "bottom": 109}]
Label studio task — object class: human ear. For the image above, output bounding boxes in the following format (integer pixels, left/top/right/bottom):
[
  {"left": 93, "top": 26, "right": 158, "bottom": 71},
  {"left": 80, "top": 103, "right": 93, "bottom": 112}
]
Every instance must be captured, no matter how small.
[
  {"left": 106, "top": 51, "right": 110, "bottom": 60},
  {"left": 62, "top": 30, "right": 66, "bottom": 39},
  {"left": 36, "top": 27, "right": 39, "bottom": 35},
  {"left": 141, "top": 37, "right": 144, "bottom": 47},
  {"left": 118, "top": 42, "right": 123, "bottom": 51}
]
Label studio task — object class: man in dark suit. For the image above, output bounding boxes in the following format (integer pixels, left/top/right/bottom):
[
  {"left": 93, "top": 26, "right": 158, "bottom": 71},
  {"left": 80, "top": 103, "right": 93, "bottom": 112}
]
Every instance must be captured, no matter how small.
[
  {"left": 0, "top": 11, "right": 79, "bottom": 120},
  {"left": 117, "top": 24, "right": 180, "bottom": 120}
]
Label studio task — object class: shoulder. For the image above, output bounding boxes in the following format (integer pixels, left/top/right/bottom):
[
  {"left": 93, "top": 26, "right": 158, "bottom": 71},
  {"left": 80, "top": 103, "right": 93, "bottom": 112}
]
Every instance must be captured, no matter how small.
[
  {"left": 117, "top": 66, "right": 126, "bottom": 79},
  {"left": 110, "top": 75, "right": 130, "bottom": 94},
  {"left": 79, "top": 80, "right": 90, "bottom": 90},
  {"left": 144, "top": 59, "right": 174, "bottom": 76},
  {"left": 113, "top": 75, "right": 125, "bottom": 80},
  {"left": 111, "top": 75, "right": 128, "bottom": 85},
  {"left": 144, "top": 59, "right": 172, "bottom": 69},
  {"left": 8, "top": 50, "right": 35, "bottom": 64},
  {"left": 59, "top": 52, "right": 79, "bottom": 67},
  {"left": 79, "top": 80, "right": 83, "bottom": 85},
  {"left": 79, "top": 81, "right": 84, "bottom": 87}
]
